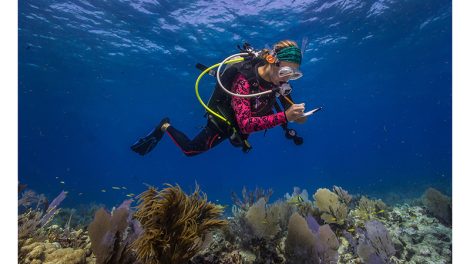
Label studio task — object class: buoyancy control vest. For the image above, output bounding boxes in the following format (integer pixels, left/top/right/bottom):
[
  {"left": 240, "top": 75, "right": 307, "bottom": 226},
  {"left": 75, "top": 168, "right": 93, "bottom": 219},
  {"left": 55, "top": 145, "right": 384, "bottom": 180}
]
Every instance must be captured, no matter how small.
[
  {"left": 206, "top": 56, "right": 277, "bottom": 131},
  {"left": 196, "top": 50, "right": 304, "bottom": 152}
]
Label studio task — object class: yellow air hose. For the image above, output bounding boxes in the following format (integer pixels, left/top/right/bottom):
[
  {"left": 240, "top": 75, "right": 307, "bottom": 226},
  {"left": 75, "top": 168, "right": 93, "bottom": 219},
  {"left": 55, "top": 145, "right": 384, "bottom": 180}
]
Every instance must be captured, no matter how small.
[{"left": 194, "top": 57, "right": 245, "bottom": 125}]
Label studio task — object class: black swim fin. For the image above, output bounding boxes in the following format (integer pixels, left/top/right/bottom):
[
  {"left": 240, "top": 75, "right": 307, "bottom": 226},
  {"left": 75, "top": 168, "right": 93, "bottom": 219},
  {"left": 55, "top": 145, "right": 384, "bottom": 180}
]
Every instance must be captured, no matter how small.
[{"left": 131, "top": 118, "right": 170, "bottom": 155}]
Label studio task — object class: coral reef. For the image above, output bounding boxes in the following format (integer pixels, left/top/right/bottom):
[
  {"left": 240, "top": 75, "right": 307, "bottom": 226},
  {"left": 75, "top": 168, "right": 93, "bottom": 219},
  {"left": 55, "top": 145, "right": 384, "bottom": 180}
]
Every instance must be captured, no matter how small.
[
  {"left": 284, "top": 187, "right": 319, "bottom": 218},
  {"left": 88, "top": 199, "right": 140, "bottom": 264},
  {"left": 385, "top": 204, "right": 452, "bottom": 263},
  {"left": 284, "top": 187, "right": 309, "bottom": 203},
  {"left": 18, "top": 189, "right": 95, "bottom": 264},
  {"left": 285, "top": 212, "right": 339, "bottom": 264},
  {"left": 245, "top": 198, "right": 281, "bottom": 239},
  {"left": 18, "top": 190, "right": 67, "bottom": 248},
  {"left": 194, "top": 186, "right": 451, "bottom": 264},
  {"left": 357, "top": 220, "right": 396, "bottom": 263},
  {"left": 421, "top": 187, "right": 452, "bottom": 226},
  {"left": 40, "top": 191, "right": 67, "bottom": 227},
  {"left": 47, "top": 225, "right": 90, "bottom": 249},
  {"left": 131, "top": 184, "right": 227, "bottom": 264},
  {"left": 18, "top": 185, "right": 452, "bottom": 264},
  {"left": 332, "top": 185, "right": 352, "bottom": 206},
  {"left": 350, "top": 196, "right": 388, "bottom": 227},
  {"left": 228, "top": 193, "right": 297, "bottom": 262},
  {"left": 19, "top": 208, "right": 44, "bottom": 242},
  {"left": 314, "top": 188, "right": 349, "bottom": 226},
  {"left": 18, "top": 190, "right": 48, "bottom": 213},
  {"left": 19, "top": 238, "right": 92, "bottom": 264},
  {"left": 190, "top": 230, "right": 257, "bottom": 264},
  {"left": 231, "top": 186, "right": 273, "bottom": 211},
  {"left": 53, "top": 203, "right": 104, "bottom": 230}
]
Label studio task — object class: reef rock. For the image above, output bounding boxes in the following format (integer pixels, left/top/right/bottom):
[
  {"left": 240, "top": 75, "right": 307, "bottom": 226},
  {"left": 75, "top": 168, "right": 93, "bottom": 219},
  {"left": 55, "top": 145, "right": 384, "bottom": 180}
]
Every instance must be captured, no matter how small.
[{"left": 385, "top": 204, "right": 452, "bottom": 263}]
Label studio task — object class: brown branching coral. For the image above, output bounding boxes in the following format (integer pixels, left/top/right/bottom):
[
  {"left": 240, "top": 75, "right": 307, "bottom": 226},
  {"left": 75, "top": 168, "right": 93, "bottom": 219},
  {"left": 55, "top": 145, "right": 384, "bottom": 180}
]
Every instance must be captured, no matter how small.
[
  {"left": 131, "top": 184, "right": 228, "bottom": 264},
  {"left": 47, "top": 226, "right": 89, "bottom": 249},
  {"left": 332, "top": 186, "right": 352, "bottom": 206},
  {"left": 18, "top": 209, "right": 43, "bottom": 241},
  {"left": 18, "top": 190, "right": 67, "bottom": 249},
  {"left": 351, "top": 196, "right": 388, "bottom": 226},
  {"left": 231, "top": 186, "right": 273, "bottom": 211},
  {"left": 18, "top": 190, "right": 48, "bottom": 211},
  {"left": 18, "top": 190, "right": 71, "bottom": 263}
]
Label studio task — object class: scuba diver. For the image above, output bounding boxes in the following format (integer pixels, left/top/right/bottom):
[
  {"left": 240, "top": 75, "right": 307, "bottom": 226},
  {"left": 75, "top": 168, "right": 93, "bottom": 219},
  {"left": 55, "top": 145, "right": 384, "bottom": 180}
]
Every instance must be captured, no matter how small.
[{"left": 131, "top": 40, "right": 321, "bottom": 157}]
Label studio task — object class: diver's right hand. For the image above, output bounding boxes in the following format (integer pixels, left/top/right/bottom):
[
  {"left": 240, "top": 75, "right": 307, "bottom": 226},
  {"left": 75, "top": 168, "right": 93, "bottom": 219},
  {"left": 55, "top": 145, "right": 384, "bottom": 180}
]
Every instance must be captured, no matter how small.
[{"left": 285, "top": 103, "right": 305, "bottom": 122}]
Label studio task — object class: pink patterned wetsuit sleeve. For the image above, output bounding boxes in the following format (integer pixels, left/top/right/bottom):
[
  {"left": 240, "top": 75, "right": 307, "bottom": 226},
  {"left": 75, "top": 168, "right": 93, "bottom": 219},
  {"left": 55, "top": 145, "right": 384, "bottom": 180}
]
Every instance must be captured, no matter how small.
[{"left": 231, "top": 74, "right": 287, "bottom": 134}]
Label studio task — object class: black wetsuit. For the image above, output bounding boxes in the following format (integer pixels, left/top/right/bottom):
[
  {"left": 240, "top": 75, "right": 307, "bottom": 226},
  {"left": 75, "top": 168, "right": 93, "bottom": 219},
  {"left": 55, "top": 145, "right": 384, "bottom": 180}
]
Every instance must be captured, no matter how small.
[
  {"left": 165, "top": 119, "right": 228, "bottom": 157},
  {"left": 164, "top": 71, "right": 293, "bottom": 157}
]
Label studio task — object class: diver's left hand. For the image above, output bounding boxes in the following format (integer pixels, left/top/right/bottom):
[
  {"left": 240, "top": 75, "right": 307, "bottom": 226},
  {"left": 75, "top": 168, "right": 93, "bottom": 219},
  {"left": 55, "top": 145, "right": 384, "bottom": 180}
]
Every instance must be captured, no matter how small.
[{"left": 294, "top": 116, "right": 307, "bottom": 124}]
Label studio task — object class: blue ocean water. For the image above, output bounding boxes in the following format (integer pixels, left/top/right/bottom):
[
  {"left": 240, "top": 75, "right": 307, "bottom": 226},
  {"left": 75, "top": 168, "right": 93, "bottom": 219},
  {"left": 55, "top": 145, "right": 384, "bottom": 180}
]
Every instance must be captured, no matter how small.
[{"left": 19, "top": 0, "right": 451, "bottom": 208}]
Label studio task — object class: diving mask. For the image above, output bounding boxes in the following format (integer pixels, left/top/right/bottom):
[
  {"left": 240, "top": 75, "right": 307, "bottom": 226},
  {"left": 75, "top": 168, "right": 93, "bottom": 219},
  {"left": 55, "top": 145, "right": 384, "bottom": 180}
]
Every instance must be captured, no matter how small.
[{"left": 278, "top": 66, "right": 303, "bottom": 80}]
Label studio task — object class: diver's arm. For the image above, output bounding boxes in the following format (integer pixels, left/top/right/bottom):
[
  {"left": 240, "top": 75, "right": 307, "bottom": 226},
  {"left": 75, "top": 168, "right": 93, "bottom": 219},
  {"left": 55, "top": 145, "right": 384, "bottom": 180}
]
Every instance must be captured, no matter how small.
[
  {"left": 231, "top": 74, "right": 287, "bottom": 134},
  {"left": 279, "top": 92, "right": 307, "bottom": 124}
]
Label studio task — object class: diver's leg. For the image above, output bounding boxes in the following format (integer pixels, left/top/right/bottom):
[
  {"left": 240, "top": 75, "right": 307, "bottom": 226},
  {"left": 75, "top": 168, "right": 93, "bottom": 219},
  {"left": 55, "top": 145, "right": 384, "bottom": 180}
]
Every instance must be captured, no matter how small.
[{"left": 165, "top": 122, "right": 226, "bottom": 157}]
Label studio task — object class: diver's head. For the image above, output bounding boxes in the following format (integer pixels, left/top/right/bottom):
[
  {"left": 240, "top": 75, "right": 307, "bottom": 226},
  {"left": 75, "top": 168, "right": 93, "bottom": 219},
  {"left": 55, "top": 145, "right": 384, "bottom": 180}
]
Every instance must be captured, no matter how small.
[{"left": 265, "top": 40, "right": 303, "bottom": 85}]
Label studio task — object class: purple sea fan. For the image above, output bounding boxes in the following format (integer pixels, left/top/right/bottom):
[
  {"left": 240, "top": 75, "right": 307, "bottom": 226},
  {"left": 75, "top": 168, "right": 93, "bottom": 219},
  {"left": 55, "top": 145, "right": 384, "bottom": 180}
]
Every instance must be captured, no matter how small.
[
  {"left": 342, "top": 230, "right": 358, "bottom": 252},
  {"left": 117, "top": 199, "right": 133, "bottom": 210},
  {"left": 306, "top": 214, "right": 320, "bottom": 233},
  {"left": 285, "top": 213, "right": 339, "bottom": 264},
  {"left": 314, "top": 224, "right": 340, "bottom": 263},
  {"left": 357, "top": 220, "right": 396, "bottom": 264},
  {"left": 88, "top": 202, "right": 134, "bottom": 264}
]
